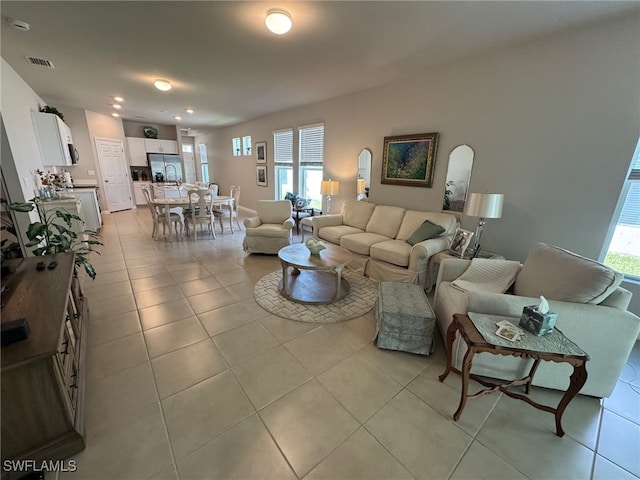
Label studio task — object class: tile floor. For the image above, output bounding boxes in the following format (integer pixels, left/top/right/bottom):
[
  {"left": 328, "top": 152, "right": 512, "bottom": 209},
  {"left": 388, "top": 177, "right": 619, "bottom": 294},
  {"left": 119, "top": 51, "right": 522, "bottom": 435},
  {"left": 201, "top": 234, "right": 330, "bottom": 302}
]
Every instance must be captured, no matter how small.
[{"left": 57, "top": 208, "right": 640, "bottom": 480}]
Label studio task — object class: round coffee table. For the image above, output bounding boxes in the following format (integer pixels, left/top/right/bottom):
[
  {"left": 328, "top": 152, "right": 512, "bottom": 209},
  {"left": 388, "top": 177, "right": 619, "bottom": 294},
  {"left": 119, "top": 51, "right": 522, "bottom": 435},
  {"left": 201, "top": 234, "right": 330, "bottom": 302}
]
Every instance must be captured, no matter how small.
[{"left": 277, "top": 243, "right": 352, "bottom": 305}]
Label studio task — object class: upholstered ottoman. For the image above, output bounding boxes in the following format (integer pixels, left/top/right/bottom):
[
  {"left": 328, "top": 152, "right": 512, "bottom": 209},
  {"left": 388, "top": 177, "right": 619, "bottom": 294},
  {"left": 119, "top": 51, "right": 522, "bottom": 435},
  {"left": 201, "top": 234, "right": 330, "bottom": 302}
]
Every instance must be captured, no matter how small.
[{"left": 374, "top": 281, "right": 435, "bottom": 355}]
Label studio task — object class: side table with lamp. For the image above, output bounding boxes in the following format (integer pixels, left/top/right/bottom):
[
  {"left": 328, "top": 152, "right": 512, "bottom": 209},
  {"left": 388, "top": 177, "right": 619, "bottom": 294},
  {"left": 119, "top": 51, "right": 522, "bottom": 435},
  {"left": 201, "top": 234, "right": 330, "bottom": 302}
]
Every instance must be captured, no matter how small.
[{"left": 427, "top": 192, "right": 505, "bottom": 291}]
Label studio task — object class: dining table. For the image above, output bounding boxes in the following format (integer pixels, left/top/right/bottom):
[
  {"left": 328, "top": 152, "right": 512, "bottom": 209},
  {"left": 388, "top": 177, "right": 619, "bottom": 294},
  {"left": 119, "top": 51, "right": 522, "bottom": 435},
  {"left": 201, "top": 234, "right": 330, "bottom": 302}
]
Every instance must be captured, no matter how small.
[{"left": 149, "top": 193, "right": 236, "bottom": 235}]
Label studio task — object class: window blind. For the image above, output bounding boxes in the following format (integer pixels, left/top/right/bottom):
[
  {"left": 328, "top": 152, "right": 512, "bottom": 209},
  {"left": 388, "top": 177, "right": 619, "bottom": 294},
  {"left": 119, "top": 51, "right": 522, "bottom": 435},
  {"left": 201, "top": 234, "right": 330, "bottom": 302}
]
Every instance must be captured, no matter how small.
[
  {"left": 299, "top": 123, "right": 324, "bottom": 165},
  {"left": 274, "top": 129, "right": 293, "bottom": 163}
]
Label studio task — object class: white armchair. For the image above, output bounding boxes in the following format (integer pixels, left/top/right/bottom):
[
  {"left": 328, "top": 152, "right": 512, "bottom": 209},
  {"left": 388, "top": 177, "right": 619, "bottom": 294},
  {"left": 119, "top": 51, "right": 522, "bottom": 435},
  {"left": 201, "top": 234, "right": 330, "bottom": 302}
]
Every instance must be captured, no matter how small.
[
  {"left": 242, "top": 200, "right": 295, "bottom": 254},
  {"left": 433, "top": 243, "right": 640, "bottom": 398}
]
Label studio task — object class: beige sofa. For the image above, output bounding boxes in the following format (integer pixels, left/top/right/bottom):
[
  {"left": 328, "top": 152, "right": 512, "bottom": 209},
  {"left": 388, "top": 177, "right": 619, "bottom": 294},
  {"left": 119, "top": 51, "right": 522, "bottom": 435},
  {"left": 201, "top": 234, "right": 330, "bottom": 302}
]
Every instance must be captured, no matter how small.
[
  {"left": 433, "top": 243, "right": 640, "bottom": 398},
  {"left": 312, "top": 200, "right": 458, "bottom": 288}
]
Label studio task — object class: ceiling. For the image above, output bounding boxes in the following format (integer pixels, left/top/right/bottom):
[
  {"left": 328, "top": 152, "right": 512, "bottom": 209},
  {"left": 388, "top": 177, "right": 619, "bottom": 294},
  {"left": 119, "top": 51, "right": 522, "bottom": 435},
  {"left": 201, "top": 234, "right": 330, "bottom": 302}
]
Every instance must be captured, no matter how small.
[{"left": 1, "top": 1, "right": 637, "bottom": 131}]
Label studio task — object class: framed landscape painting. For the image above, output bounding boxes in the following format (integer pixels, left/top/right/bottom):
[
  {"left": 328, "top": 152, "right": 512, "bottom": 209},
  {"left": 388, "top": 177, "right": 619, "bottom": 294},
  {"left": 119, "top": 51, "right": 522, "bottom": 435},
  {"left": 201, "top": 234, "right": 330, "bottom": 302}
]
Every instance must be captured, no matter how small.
[
  {"left": 256, "top": 141, "right": 266, "bottom": 164},
  {"left": 381, "top": 132, "right": 439, "bottom": 187},
  {"left": 256, "top": 165, "right": 268, "bottom": 187}
]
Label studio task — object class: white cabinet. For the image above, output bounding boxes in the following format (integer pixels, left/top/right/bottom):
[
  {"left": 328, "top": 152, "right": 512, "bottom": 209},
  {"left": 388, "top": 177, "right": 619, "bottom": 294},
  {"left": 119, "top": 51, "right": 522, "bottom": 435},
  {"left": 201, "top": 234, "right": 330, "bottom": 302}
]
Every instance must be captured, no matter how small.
[
  {"left": 144, "top": 139, "right": 178, "bottom": 154},
  {"left": 125, "top": 137, "right": 148, "bottom": 166},
  {"left": 32, "top": 112, "right": 74, "bottom": 166},
  {"left": 41, "top": 198, "right": 85, "bottom": 238},
  {"left": 133, "top": 181, "right": 152, "bottom": 206},
  {"left": 70, "top": 189, "right": 102, "bottom": 231}
]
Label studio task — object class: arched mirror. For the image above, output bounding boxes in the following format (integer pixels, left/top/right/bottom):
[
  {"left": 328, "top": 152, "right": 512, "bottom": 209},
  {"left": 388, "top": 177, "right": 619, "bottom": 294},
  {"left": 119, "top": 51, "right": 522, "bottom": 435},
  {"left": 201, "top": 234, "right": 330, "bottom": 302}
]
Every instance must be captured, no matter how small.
[
  {"left": 357, "top": 148, "right": 372, "bottom": 199},
  {"left": 443, "top": 145, "right": 474, "bottom": 212}
]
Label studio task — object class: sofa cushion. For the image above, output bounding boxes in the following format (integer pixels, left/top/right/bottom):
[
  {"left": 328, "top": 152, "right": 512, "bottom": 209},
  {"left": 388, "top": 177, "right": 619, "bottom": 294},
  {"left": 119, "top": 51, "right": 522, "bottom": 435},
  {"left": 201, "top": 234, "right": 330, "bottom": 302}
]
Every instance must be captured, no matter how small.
[
  {"left": 318, "top": 225, "right": 363, "bottom": 245},
  {"left": 397, "top": 211, "right": 457, "bottom": 241},
  {"left": 514, "top": 243, "right": 624, "bottom": 304},
  {"left": 370, "top": 240, "right": 411, "bottom": 267},
  {"left": 341, "top": 199, "right": 376, "bottom": 230},
  {"left": 340, "top": 232, "right": 390, "bottom": 256},
  {"left": 244, "top": 224, "right": 291, "bottom": 239},
  {"left": 406, "top": 220, "right": 445, "bottom": 246},
  {"left": 256, "top": 200, "right": 292, "bottom": 224},
  {"left": 365, "top": 205, "right": 406, "bottom": 239}
]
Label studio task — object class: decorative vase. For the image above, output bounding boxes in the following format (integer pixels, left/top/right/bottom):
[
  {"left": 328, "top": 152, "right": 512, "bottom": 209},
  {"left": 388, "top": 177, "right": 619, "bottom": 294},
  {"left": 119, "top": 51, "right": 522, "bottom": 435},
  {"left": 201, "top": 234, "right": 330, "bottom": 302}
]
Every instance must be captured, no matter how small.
[{"left": 305, "top": 238, "right": 326, "bottom": 255}]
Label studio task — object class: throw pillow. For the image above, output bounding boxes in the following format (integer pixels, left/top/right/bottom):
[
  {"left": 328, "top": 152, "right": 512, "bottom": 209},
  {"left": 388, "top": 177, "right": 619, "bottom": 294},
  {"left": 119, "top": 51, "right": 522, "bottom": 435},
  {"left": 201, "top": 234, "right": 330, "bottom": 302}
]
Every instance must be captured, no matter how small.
[{"left": 405, "top": 220, "right": 445, "bottom": 246}]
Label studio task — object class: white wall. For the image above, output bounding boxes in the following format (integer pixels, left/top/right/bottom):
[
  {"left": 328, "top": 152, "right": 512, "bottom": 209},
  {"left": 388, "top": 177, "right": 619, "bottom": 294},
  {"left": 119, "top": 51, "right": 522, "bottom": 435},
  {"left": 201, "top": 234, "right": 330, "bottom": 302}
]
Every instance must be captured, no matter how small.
[
  {"left": 0, "top": 58, "right": 47, "bottom": 237},
  {"left": 203, "top": 14, "right": 639, "bottom": 264}
]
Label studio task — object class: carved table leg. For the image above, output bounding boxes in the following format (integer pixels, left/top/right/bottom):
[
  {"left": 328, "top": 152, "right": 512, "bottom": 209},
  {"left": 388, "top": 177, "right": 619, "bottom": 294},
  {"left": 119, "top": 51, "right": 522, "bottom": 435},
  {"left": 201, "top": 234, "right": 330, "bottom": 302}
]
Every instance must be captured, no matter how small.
[
  {"left": 453, "top": 346, "right": 475, "bottom": 421},
  {"left": 281, "top": 262, "right": 289, "bottom": 295},
  {"left": 439, "top": 321, "right": 458, "bottom": 382},
  {"left": 334, "top": 266, "right": 343, "bottom": 301},
  {"left": 554, "top": 361, "right": 588, "bottom": 437}
]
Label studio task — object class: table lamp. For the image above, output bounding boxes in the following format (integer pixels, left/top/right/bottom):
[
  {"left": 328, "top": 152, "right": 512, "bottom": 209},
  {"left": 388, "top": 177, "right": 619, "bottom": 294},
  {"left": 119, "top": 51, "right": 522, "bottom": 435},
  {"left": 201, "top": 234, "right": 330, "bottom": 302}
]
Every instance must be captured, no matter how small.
[
  {"left": 356, "top": 178, "right": 366, "bottom": 200},
  {"left": 321, "top": 179, "right": 339, "bottom": 214},
  {"left": 464, "top": 192, "right": 504, "bottom": 258}
]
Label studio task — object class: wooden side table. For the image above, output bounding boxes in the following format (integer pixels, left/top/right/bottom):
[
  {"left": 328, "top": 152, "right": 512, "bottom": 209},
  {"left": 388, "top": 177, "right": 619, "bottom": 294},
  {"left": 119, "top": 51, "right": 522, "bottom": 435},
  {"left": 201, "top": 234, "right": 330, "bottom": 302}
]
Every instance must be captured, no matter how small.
[{"left": 439, "top": 312, "right": 589, "bottom": 437}]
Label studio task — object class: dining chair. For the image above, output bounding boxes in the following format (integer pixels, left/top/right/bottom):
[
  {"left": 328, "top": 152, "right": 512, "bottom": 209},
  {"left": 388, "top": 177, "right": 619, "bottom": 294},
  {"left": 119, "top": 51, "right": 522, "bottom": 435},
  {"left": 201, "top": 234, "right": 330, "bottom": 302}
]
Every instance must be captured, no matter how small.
[
  {"left": 213, "top": 185, "right": 241, "bottom": 233},
  {"left": 185, "top": 189, "right": 216, "bottom": 240},
  {"left": 142, "top": 186, "right": 183, "bottom": 241}
]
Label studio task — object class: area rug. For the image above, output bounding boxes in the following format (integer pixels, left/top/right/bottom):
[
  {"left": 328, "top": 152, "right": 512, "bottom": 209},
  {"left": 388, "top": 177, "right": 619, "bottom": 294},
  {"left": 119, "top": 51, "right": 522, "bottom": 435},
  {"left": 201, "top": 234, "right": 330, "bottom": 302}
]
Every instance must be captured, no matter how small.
[{"left": 254, "top": 269, "right": 378, "bottom": 323}]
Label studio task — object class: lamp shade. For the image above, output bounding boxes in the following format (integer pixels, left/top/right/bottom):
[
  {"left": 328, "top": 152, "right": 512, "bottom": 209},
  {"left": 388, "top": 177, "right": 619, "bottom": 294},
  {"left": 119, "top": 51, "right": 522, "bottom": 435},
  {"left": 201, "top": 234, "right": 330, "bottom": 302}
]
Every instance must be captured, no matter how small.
[
  {"left": 464, "top": 193, "right": 504, "bottom": 218},
  {"left": 321, "top": 180, "right": 339, "bottom": 196},
  {"left": 356, "top": 178, "right": 366, "bottom": 194}
]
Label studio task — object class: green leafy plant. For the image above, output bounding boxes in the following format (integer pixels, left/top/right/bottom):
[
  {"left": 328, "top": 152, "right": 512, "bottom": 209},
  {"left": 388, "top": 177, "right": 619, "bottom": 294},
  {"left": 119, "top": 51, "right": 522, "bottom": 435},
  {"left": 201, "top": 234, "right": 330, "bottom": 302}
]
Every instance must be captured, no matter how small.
[
  {"left": 1, "top": 199, "right": 23, "bottom": 260},
  {"left": 40, "top": 105, "right": 64, "bottom": 121},
  {"left": 9, "top": 197, "right": 102, "bottom": 279}
]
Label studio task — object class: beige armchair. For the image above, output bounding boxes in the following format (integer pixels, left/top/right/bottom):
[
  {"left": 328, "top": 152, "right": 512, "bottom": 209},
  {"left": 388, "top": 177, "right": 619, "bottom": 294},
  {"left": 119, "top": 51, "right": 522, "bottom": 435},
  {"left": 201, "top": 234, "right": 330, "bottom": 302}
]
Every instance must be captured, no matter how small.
[
  {"left": 242, "top": 200, "right": 294, "bottom": 254},
  {"left": 433, "top": 243, "right": 640, "bottom": 398}
]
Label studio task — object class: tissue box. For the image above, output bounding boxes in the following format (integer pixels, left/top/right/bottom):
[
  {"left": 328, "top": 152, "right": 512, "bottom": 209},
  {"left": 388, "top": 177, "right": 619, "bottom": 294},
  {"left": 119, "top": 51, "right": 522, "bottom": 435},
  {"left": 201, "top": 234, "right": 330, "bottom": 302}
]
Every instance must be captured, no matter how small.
[{"left": 519, "top": 305, "right": 558, "bottom": 336}]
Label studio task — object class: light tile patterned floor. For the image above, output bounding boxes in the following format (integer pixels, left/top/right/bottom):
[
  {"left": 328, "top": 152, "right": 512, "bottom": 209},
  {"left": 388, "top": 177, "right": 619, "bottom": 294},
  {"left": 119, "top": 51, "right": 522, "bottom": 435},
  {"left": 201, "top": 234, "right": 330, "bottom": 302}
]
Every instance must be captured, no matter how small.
[{"left": 58, "top": 208, "right": 640, "bottom": 480}]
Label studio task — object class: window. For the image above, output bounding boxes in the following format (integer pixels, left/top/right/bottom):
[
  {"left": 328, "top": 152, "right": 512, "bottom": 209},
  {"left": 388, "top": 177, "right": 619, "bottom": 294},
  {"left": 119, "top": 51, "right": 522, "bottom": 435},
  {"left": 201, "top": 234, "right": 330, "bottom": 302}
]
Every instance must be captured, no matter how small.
[
  {"left": 199, "top": 143, "right": 209, "bottom": 183},
  {"left": 274, "top": 129, "right": 293, "bottom": 200},
  {"left": 602, "top": 139, "right": 640, "bottom": 279},
  {"left": 299, "top": 123, "right": 324, "bottom": 209},
  {"left": 242, "top": 136, "right": 252, "bottom": 156},
  {"left": 273, "top": 124, "right": 325, "bottom": 206},
  {"left": 232, "top": 137, "right": 242, "bottom": 157}
]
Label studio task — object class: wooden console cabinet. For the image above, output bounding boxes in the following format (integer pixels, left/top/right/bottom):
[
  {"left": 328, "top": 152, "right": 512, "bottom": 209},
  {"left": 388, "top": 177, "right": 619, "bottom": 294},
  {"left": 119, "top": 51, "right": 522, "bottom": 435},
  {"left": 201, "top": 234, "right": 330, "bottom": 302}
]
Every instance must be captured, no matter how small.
[{"left": 1, "top": 253, "right": 87, "bottom": 462}]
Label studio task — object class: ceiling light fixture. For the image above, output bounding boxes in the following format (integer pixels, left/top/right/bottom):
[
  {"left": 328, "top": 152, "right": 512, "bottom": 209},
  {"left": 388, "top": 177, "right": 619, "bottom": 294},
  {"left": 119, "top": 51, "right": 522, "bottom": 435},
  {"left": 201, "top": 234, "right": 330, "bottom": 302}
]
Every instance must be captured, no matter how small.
[
  {"left": 154, "top": 79, "right": 172, "bottom": 91},
  {"left": 113, "top": 96, "right": 124, "bottom": 103},
  {"left": 265, "top": 9, "right": 292, "bottom": 35},
  {"left": 185, "top": 108, "right": 194, "bottom": 114},
  {"left": 174, "top": 115, "right": 182, "bottom": 120},
  {"left": 111, "top": 112, "right": 120, "bottom": 117},
  {"left": 112, "top": 104, "right": 122, "bottom": 109}
]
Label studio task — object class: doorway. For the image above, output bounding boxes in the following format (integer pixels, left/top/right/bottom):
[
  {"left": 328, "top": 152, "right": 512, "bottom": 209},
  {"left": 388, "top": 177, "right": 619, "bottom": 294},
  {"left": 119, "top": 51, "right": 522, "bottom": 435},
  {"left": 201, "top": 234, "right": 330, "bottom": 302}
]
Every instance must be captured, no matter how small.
[{"left": 95, "top": 137, "right": 132, "bottom": 212}]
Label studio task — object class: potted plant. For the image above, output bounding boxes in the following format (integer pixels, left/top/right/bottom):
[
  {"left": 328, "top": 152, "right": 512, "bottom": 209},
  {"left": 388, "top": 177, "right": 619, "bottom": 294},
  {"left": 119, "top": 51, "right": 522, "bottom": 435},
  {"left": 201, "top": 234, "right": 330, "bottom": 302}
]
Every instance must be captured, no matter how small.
[{"left": 9, "top": 197, "right": 102, "bottom": 279}]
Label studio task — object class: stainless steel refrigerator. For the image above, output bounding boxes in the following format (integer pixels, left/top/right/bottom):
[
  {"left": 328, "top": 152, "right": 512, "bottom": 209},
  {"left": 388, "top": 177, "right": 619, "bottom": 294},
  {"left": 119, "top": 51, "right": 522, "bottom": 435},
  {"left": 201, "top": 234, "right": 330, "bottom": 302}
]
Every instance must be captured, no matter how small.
[{"left": 147, "top": 153, "right": 183, "bottom": 183}]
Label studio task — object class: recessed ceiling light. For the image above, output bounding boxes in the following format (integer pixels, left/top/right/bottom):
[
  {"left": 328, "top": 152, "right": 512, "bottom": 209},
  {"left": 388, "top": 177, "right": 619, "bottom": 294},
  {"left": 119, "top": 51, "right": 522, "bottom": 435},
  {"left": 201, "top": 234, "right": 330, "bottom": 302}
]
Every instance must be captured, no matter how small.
[
  {"left": 111, "top": 112, "right": 120, "bottom": 117},
  {"left": 265, "top": 9, "right": 292, "bottom": 35},
  {"left": 185, "top": 108, "right": 194, "bottom": 114},
  {"left": 113, "top": 96, "right": 124, "bottom": 102},
  {"left": 174, "top": 115, "right": 182, "bottom": 120},
  {"left": 7, "top": 18, "right": 30, "bottom": 31},
  {"left": 154, "top": 79, "right": 172, "bottom": 91},
  {"left": 112, "top": 104, "right": 122, "bottom": 109}
]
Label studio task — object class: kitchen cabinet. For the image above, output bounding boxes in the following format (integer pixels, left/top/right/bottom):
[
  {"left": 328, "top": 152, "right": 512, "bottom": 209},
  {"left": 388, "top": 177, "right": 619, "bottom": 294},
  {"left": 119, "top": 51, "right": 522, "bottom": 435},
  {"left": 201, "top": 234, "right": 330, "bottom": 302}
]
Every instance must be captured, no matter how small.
[
  {"left": 32, "top": 112, "right": 74, "bottom": 166},
  {"left": 144, "top": 139, "right": 178, "bottom": 154},
  {"left": 41, "top": 198, "right": 85, "bottom": 239},
  {"left": 133, "top": 181, "right": 152, "bottom": 206},
  {"left": 70, "top": 188, "right": 102, "bottom": 232},
  {"left": 125, "top": 137, "right": 148, "bottom": 166},
  {"left": 1, "top": 253, "right": 87, "bottom": 463}
]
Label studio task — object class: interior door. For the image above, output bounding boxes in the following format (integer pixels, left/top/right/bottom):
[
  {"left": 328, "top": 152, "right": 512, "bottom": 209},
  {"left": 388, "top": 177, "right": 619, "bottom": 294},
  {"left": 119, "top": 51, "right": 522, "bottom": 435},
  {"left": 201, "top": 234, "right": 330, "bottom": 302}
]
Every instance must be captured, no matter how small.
[{"left": 95, "top": 138, "right": 132, "bottom": 212}]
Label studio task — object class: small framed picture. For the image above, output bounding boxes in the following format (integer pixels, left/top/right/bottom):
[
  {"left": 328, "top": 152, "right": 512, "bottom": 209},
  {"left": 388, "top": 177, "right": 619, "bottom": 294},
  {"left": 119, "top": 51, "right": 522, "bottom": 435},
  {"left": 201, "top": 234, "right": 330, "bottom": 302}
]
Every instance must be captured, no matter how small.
[
  {"left": 448, "top": 228, "right": 474, "bottom": 258},
  {"left": 256, "top": 142, "right": 267, "bottom": 164},
  {"left": 256, "top": 165, "right": 268, "bottom": 187}
]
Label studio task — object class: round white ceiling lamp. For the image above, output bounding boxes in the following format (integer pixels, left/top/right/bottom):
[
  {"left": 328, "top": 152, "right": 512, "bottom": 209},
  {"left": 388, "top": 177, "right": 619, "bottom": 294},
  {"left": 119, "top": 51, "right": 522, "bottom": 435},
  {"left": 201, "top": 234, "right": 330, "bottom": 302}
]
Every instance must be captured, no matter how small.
[
  {"left": 7, "top": 18, "right": 30, "bottom": 31},
  {"left": 154, "top": 79, "right": 172, "bottom": 91},
  {"left": 174, "top": 115, "right": 182, "bottom": 121},
  {"left": 265, "top": 9, "right": 292, "bottom": 35},
  {"left": 112, "top": 104, "right": 122, "bottom": 109},
  {"left": 113, "top": 96, "right": 124, "bottom": 103},
  {"left": 111, "top": 112, "right": 120, "bottom": 118},
  {"left": 185, "top": 108, "right": 194, "bottom": 114}
]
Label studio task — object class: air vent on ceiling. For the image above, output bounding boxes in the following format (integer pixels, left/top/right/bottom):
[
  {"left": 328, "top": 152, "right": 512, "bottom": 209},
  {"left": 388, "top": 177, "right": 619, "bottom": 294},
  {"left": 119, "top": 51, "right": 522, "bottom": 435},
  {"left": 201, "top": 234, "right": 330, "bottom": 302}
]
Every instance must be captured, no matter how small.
[
  {"left": 25, "top": 56, "right": 54, "bottom": 68},
  {"left": 134, "top": 115, "right": 148, "bottom": 119}
]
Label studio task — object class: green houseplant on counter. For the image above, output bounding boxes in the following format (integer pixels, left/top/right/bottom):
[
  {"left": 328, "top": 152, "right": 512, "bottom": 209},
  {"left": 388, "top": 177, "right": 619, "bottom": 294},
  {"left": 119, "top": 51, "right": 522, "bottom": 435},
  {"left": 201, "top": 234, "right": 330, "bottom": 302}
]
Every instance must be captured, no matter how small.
[{"left": 9, "top": 196, "right": 103, "bottom": 279}]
